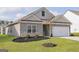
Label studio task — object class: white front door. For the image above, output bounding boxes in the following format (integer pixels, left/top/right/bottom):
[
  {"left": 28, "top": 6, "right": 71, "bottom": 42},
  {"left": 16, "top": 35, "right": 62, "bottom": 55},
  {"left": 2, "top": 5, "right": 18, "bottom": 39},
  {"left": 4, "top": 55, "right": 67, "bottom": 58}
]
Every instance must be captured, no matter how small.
[{"left": 52, "top": 26, "right": 70, "bottom": 37}]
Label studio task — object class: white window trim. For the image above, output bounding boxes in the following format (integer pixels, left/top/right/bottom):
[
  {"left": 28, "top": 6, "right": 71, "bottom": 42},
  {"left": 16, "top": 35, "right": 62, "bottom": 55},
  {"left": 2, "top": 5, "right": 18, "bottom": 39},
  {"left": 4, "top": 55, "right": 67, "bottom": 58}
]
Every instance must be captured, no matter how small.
[
  {"left": 31, "top": 24, "right": 37, "bottom": 33},
  {"left": 27, "top": 24, "right": 37, "bottom": 33},
  {"left": 27, "top": 24, "right": 31, "bottom": 33}
]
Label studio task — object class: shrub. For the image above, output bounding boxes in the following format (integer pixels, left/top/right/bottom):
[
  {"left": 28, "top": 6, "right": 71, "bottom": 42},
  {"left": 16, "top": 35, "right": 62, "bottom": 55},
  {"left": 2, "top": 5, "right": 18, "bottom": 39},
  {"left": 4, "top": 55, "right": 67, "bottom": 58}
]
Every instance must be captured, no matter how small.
[
  {"left": 26, "top": 35, "right": 31, "bottom": 38},
  {"left": 70, "top": 34, "right": 74, "bottom": 36},
  {"left": 35, "top": 35, "right": 39, "bottom": 38}
]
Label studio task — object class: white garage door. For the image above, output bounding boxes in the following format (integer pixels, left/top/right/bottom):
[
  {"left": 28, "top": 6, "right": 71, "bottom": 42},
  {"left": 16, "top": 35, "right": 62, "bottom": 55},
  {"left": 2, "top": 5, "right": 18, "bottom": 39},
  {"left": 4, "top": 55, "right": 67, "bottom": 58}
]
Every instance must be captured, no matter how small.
[{"left": 52, "top": 26, "right": 70, "bottom": 37}]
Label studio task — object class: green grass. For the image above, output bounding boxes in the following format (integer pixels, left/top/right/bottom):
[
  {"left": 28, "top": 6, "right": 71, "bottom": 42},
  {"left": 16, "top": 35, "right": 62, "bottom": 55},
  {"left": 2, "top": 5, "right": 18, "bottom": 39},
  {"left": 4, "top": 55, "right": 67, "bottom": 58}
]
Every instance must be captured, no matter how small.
[{"left": 0, "top": 34, "right": 79, "bottom": 52}]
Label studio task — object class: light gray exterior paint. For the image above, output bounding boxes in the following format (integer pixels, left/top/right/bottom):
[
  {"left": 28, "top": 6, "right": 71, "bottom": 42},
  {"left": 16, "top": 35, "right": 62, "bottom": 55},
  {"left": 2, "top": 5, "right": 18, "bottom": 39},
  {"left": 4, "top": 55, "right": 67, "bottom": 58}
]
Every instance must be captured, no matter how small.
[
  {"left": 20, "top": 23, "right": 43, "bottom": 36},
  {"left": 6, "top": 23, "right": 20, "bottom": 36},
  {"left": 5, "top": 7, "right": 71, "bottom": 37},
  {"left": 6, "top": 23, "right": 43, "bottom": 37}
]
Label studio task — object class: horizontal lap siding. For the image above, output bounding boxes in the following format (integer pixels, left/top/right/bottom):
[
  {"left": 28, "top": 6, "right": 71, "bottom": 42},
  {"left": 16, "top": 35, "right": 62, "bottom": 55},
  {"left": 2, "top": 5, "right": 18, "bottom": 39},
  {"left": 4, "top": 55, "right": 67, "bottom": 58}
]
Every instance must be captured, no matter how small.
[
  {"left": 20, "top": 23, "right": 43, "bottom": 36},
  {"left": 6, "top": 23, "right": 20, "bottom": 36}
]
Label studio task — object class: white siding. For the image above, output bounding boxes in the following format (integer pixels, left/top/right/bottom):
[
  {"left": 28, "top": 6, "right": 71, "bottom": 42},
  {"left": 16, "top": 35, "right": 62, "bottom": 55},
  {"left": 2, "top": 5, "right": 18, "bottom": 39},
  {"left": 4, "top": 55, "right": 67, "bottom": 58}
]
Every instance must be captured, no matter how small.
[
  {"left": 34, "top": 8, "right": 54, "bottom": 20},
  {"left": 6, "top": 23, "right": 20, "bottom": 36},
  {"left": 25, "top": 14, "right": 41, "bottom": 21},
  {"left": 6, "top": 23, "right": 43, "bottom": 37}
]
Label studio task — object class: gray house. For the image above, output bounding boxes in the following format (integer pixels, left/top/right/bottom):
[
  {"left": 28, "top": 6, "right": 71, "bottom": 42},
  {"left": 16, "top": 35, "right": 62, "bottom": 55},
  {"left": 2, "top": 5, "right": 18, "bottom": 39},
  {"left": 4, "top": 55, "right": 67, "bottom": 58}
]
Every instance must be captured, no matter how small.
[{"left": 5, "top": 7, "right": 71, "bottom": 37}]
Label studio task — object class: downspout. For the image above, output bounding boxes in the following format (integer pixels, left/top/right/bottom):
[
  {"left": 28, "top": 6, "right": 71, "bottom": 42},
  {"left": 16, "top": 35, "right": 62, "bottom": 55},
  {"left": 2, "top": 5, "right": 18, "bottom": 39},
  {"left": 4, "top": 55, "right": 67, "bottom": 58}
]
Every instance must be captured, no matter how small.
[{"left": 69, "top": 25, "right": 71, "bottom": 36}]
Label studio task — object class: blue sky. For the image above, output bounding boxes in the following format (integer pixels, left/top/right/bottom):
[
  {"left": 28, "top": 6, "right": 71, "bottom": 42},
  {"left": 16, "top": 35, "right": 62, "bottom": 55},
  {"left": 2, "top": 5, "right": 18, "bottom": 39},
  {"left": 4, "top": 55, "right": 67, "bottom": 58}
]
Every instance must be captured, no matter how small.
[{"left": 0, "top": 7, "right": 79, "bottom": 21}]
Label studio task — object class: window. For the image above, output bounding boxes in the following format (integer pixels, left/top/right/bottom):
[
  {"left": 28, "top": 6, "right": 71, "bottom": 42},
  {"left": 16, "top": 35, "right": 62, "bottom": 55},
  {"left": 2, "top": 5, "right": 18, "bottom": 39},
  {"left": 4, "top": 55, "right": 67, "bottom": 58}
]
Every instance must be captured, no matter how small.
[
  {"left": 42, "top": 11, "right": 45, "bottom": 16},
  {"left": 8, "top": 27, "right": 12, "bottom": 33},
  {"left": 3, "top": 28, "right": 5, "bottom": 34},
  {"left": 27, "top": 24, "right": 36, "bottom": 33},
  {"left": 6, "top": 22, "right": 9, "bottom": 24},
  {"left": 10, "top": 29, "right": 12, "bottom": 33},
  {"left": 1, "top": 21, "right": 4, "bottom": 24},
  {"left": 32, "top": 25, "right": 36, "bottom": 33},
  {"left": 27, "top": 25, "right": 31, "bottom": 33}
]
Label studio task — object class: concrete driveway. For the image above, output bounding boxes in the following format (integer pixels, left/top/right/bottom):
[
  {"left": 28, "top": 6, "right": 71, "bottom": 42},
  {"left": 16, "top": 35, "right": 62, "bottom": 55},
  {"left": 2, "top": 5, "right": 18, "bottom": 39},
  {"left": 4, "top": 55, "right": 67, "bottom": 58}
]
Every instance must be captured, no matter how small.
[{"left": 61, "top": 37, "right": 79, "bottom": 41}]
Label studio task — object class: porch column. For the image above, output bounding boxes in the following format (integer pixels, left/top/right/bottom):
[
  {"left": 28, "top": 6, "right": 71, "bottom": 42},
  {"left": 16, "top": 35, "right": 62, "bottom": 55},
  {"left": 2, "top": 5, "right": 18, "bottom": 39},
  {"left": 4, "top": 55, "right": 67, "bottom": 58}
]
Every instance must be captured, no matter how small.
[{"left": 49, "top": 24, "right": 52, "bottom": 37}]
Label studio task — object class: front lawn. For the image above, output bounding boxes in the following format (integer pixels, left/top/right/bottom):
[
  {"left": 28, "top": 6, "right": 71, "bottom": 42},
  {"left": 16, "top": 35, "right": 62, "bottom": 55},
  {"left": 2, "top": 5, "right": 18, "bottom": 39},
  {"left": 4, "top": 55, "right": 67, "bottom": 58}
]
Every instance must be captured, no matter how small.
[{"left": 0, "top": 34, "right": 79, "bottom": 52}]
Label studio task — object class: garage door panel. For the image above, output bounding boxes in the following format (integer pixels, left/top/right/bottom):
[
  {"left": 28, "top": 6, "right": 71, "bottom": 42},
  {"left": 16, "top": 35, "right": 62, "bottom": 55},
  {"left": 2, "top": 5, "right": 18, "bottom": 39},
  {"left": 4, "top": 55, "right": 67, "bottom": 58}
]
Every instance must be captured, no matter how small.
[{"left": 52, "top": 26, "right": 69, "bottom": 37}]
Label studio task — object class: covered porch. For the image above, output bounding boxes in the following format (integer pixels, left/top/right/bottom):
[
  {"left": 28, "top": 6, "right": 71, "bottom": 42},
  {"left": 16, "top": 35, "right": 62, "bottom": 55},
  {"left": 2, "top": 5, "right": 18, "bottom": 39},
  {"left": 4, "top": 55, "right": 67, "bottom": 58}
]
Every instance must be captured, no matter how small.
[{"left": 43, "top": 24, "right": 52, "bottom": 36}]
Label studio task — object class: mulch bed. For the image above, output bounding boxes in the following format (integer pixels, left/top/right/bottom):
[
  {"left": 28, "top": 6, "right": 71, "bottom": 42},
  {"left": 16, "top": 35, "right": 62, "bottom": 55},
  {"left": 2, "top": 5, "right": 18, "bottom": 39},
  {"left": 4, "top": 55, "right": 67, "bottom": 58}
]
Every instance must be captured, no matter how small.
[
  {"left": 42, "top": 43, "right": 57, "bottom": 47},
  {"left": 13, "top": 36, "right": 49, "bottom": 42}
]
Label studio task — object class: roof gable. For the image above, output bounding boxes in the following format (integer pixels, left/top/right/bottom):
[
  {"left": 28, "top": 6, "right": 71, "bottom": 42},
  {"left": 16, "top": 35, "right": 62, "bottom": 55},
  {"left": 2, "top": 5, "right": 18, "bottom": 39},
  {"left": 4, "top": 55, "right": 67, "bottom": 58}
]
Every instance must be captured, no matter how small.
[
  {"left": 32, "top": 7, "right": 55, "bottom": 20},
  {"left": 18, "top": 7, "right": 55, "bottom": 21}
]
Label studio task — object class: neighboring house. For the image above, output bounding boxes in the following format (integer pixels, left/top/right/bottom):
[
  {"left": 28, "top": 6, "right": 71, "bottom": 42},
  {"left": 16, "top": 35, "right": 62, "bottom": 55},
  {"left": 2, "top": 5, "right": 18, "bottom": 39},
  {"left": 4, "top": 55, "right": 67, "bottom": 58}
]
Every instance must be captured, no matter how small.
[
  {"left": 5, "top": 7, "right": 71, "bottom": 37},
  {"left": 64, "top": 10, "right": 79, "bottom": 32},
  {"left": 0, "top": 26, "right": 5, "bottom": 34},
  {"left": 0, "top": 20, "right": 13, "bottom": 34}
]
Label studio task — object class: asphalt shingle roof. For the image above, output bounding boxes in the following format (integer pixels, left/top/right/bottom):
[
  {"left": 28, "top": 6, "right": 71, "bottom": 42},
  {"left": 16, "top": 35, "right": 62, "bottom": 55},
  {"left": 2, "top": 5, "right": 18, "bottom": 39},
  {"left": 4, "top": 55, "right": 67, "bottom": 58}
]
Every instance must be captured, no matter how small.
[
  {"left": 70, "top": 10, "right": 79, "bottom": 15},
  {"left": 51, "top": 15, "right": 71, "bottom": 23}
]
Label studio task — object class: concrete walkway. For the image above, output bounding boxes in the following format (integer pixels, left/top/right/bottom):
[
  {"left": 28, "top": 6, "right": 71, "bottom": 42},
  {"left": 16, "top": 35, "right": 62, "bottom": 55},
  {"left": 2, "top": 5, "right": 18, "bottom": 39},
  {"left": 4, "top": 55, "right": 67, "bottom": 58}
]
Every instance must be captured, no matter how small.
[{"left": 61, "top": 37, "right": 79, "bottom": 41}]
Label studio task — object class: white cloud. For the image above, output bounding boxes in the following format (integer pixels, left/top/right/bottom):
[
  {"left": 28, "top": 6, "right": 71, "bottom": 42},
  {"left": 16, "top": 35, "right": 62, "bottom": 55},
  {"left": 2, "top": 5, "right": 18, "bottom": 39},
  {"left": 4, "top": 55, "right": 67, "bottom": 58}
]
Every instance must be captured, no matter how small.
[
  {"left": 49, "top": 10, "right": 61, "bottom": 16},
  {"left": 25, "top": 7, "right": 38, "bottom": 12},
  {"left": 16, "top": 13, "right": 25, "bottom": 19},
  {"left": 0, "top": 7, "right": 21, "bottom": 14},
  {"left": 24, "top": 7, "right": 39, "bottom": 14}
]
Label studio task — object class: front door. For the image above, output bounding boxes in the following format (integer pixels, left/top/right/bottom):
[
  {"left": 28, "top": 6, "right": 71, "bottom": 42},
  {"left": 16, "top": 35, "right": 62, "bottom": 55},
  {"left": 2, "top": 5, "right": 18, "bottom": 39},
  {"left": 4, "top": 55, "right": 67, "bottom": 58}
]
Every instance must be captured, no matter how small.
[{"left": 43, "top": 25, "right": 49, "bottom": 36}]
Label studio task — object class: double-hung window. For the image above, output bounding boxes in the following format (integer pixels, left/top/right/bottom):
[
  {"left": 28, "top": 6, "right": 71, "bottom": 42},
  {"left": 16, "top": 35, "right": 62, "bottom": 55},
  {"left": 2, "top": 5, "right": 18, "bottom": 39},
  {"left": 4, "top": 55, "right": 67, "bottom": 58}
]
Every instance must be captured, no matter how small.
[
  {"left": 9, "top": 27, "right": 12, "bottom": 33},
  {"left": 32, "top": 25, "right": 36, "bottom": 33},
  {"left": 27, "top": 24, "right": 36, "bottom": 33},
  {"left": 27, "top": 25, "right": 31, "bottom": 33}
]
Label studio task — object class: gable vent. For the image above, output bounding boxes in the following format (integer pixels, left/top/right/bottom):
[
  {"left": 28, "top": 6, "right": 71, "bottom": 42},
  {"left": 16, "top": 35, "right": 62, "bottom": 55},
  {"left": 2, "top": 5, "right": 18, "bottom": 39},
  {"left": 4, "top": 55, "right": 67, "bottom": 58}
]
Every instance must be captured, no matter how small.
[{"left": 42, "top": 11, "right": 45, "bottom": 16}]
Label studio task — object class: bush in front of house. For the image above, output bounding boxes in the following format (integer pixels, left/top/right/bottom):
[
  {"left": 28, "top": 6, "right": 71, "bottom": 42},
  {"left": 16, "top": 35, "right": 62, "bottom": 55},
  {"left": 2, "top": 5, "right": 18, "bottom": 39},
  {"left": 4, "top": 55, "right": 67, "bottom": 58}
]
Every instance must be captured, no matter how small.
[
  {"left": 34, "top": 35, "right": 39, "bottom": 38},
  {"left": 26, "top": 35, "right": 31, "bottom": 38},
  {"left": 70, "top": 33, "right": 74, "bottom": 36},
  {"left": 70, "top": 32, "right": 79, "bottom": 37}
]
